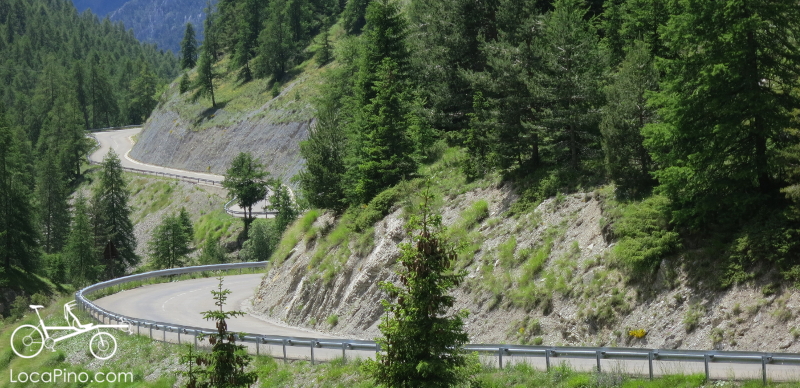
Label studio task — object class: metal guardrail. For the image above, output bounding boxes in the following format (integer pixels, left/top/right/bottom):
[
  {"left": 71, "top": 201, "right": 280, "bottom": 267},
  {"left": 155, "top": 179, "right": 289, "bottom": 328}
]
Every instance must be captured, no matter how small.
[
  {"left": 88, "top": 125, "right": 141, "bottom": 133},
  {"left": 75, "top": 263, "right": 800, "bottom": 383}
]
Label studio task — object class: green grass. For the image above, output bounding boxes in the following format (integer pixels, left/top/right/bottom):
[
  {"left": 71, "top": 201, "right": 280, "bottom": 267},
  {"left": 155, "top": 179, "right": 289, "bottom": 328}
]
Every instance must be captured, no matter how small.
[
  {"left": 194, "top": 208, "right": 241, "bottom": 245},
  {"left": 127, "top": 176, "right": 178, "bottom": 222}
]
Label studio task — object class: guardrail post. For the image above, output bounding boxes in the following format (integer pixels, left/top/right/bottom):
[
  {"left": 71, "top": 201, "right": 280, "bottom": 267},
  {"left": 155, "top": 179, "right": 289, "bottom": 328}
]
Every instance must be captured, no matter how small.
[
  {"left": 704, "top": 354, "right": 711, "bottom": 382},
  {"left": 498, "top": 347, "right": 504, "bottom": 369},
  {"left": 283, "top": 339, "right": 288, "bottom": 364},
  {"left": 648, "top": 351, "right": 654, "bottom": 380},
  {"left": 596, "top": 350, "right": 602, "bottom": 373},
  {"left": 163, "top": 327, "right": 166, "bottom": 342},
  {"left": 136, "top": 321, "right": 140, "bottom": 336},
  {"left": 256, "top": 338, "right": 260, "bottom": 356},
  {"left": 195, "top": 330, "right": 198, "bottom": 348},
  {"left": 545, "top": 349, "right": 551, "bottom": 372},
  {"left": 342, "top": 343, "right": 347, "bottom": 363},
  {"left": 310, "top": 340, "right": 316, "bottom": 365},
  {"left": 762, "top": 356, "right": 768, "bottom": 385},
  {"left": 178, "top": 329, "right": 182, "bottom": 344},
  {"left": 149, "top": 324, "right": 153, "bottom": 339}
]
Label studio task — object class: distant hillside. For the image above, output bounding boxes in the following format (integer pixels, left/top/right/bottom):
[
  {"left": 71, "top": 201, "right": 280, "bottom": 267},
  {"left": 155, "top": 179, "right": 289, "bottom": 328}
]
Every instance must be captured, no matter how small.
[
  {"left": 70, "top": 0, "right": 127, "bottom": 16},
  {"left": 109, "top": 0, "right": 209, "bottom": 53},
  {"left": 71, "top": 0, "right": 211, "bottom": 53}
]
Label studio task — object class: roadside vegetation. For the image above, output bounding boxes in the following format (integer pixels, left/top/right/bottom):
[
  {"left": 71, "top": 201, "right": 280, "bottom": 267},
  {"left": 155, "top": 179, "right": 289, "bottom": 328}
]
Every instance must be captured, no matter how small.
[{"left": 2, "top": 295, "right": 797, "bottom": 388}]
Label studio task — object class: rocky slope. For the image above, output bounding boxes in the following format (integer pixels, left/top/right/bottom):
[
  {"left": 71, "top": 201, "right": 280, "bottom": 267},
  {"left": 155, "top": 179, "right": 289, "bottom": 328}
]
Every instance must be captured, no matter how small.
[
  {"left": 250, "top": 184, "right": 800, "bottom": 353},
  {"left": 130, "top": 61, "right": 321, "bottom": 185}
]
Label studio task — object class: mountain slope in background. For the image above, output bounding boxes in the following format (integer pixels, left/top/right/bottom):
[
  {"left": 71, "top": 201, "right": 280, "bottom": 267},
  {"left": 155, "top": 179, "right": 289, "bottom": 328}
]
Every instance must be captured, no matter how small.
[
  {"left": 70, "top": 0, "right": 128, "bottom": 16},
  {"left": 72, "top": 0, "right": 211, "bottom": 53}
]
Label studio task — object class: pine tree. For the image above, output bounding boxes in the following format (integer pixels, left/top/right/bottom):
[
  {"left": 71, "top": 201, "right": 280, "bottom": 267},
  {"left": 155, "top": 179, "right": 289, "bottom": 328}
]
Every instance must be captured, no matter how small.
[
  {"left": 343, "top": 0, "right": 370, "bottom": 34},
  {"left": 344, "top": 0, "right": 415, "bottom": 205},
  {"left": 601, "top": 40, "right": 658, "bottom": 197},
  {"left": 645, "top": 0, "right": 800, "bottom": 226},
  {"left": 267, "top": 178, "right": 297, "bottom": 234},
  {"left": 198, "top": 237, "right": 227, "bottom": 265},
  {"left": 64, "top": 193, "right": 100, "bottom": 286},
  {"left": 0, "top": 105, "right": 38, "bottom": 272},
  {"left": 192, "top": 44, "right": 217, "bottom": 108},
  {"left": 178, "top": 207, "right": 194, "bottom": 242},
  {"left": 298, "top": 93, "right": 347, "bottom": 210},
  {"left": 240, "top": 219, "right": 275, "bottom": 262},
  {"left": 316, "top": 26, "right": 332, "bottom": 66},
  {"left": 180, "top": 23, "right": 198, "bottom": 70},
  {"left": 541, "top": 0, "right": 604, "bottom": 170},
  {"left": 179, "top": 72, "right": 191, "bottom": 94},
  {"left": 222, "top": 152, "right": 268, "bottom": 235},
  {"left": 255, "top": 0, "right": 292, "bottom": 80},
  {"left": 346, "top": 58, "right": 415, "bottom": 204},
  {"left": 149, "top": 212, "right": 192, "bottom": 270},
  {"left": 182, "top": 277, "right": 257, "bottom": 388},
  {"left": 36, "top": 150, "right": 70, "bottom": 254},
  {"left": 364, "top": 188, "right": 471, "bottom": 387},
  {"left": 128, "top": 62, "right": 158, "bottom": 124},
  {"left": 93, "top": 149, "right": 137, "bottom": 279}
]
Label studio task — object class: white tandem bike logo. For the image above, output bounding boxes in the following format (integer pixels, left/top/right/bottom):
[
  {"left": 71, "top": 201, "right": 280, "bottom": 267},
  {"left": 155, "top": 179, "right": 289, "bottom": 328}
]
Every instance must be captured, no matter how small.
[{"left": 10, "top": 301, "right": 130, "bottom": 360}]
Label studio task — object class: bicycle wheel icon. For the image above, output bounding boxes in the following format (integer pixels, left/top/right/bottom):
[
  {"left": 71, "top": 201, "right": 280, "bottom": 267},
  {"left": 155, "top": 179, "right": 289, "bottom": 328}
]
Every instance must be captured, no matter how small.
[
  {"left": 89, "top": 332, "right": 117, "bottom": 360},
  {"left": 10, "top": 325, "right": 45, "bottom": 358}
]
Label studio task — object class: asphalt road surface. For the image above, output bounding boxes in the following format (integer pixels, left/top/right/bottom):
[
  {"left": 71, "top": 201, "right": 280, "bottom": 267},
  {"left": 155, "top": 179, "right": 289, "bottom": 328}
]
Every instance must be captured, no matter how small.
[
  {"left": 89, "top": 128, "right": 270, "bottom": 217},
  {"left": 92, "top": 274, "right": 365, "bottom": 361}
]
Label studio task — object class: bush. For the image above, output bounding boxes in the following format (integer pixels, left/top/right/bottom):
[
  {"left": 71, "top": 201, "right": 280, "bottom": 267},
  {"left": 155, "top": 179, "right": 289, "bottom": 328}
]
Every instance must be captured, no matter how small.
[
  {"left": 683, "top": 303, "right": 705, "bottom": 332},
  {"left": 9, "top": 294, "right": 30, "bottom": 321},
  {"left": 327, "top": 314, "right": 339, "bottom": 327},
  {"left": 611, "top": 195, "right": 680, "bottom": 276},
  {"left": 353, "top": 186, "right": 399, "bottom": 232}
]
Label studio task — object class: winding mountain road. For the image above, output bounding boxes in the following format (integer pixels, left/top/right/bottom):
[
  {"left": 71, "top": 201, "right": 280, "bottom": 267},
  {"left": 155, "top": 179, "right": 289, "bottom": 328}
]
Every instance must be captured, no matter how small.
[{"left": 89, "top": 127, "right": 271, "bottom": 217}]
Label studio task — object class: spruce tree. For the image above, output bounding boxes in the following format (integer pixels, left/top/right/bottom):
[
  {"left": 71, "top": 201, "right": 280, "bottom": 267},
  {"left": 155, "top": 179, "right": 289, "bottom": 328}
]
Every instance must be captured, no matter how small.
[
  {"left": 192, "top": 44, "right": 217, "bottom": 108},
  {"left": 298, "top": 93, "right": 347, "bottom": 211},
  {"left": 255, "top": 0, "right": 292, "bottom": 79},
  {"left": 149, "top": 212, "right": 192, "bottom": 270},
  {"left": 343, "top": 0, "right": 370, "bottom": 34},
  {"left": 64, "top": 193, "right": 99, "bottom": 286},
  {"left": 180, "top": 23, "right": 198, "bottom": 70},
  {"left": 0, "top": 105, "right": 38, "bottom": 272},
  {"left": 93, "top": 149, "right": 137, "bottom": 279},
  {"left": 182, "top": 277, "right": 257, "bottom": 388},
  {"left": 128, "top": 62, "right": 158, "bottom": 124},
  {"left": 267, "top": 178, "right": 297, "bottom": 234},
  {"left": 645, "top": 0, "right": 800, "bottom": 226},
  {"left": 36, "top": 150, "right": 70, "bottom": 254},
  {"left": 601, "top": 40, "right": 658, "bottom": 197},
  {"left": 364, "top": 188, "right": 471, "bottom": 388},
  {"left": 344, "top": 0, "right": 415, "bottom": 205},
  {"left": 541, "top": 0, "right": 604, "bottom": 170}
]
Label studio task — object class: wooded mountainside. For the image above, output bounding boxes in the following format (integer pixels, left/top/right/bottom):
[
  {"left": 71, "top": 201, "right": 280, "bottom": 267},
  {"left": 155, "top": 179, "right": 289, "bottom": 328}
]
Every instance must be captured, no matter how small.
[
  {"left": 187, "top": 0, "right": 800, "bottom": 286},
  {"left": 0, "top": 0, "right": 178, "bottom": 299}
]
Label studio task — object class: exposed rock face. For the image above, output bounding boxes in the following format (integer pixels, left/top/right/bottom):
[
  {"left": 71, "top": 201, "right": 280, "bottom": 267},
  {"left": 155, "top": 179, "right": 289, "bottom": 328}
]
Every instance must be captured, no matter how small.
[
  {"left": 250, "top": 186, "right": 800, "bottom": 353},
  {"left": 131, "top": 110, "right": 309, "bottom": 184}
]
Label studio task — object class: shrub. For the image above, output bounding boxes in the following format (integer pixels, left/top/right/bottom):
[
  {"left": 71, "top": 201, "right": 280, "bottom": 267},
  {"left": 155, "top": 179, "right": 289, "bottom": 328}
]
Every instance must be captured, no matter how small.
[
  {"left": 327, "top": 314, "right": 339, "bottom": 327},
  {"left": 683, "top": 303, "right": 705, "bottom": 332},
  {"left": 611, "top": 195, "right": 680, "bottom": 276},
  {"left": 10, "top": 295, "right": 30, "bottom": 320},
  {"left": 710, "top": 328, "right": 724, "bottom": 345},
  {"left": 353, "top": 187, "right": 399, "bottom": 232}
]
